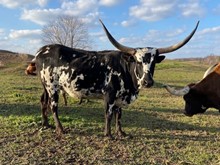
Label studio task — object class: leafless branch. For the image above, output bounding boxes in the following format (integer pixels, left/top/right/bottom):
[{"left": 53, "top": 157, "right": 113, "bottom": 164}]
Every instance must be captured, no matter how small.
[{"left": 42, "top": 15, "right": 92, "bottom": 49}]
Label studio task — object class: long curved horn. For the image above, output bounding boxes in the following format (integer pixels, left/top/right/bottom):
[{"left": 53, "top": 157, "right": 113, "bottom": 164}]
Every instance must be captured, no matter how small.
[
  {"left": 99, "top": 19, "right": 135, "bottom": 55},
  {"left": 158, "top": 21, "right": 199, "bottom": 54},
  {"left": 203, "top": 63, "right": 218, "bottom": 78},
  {"left": 164, "top": 84, "right": 190, "bottom": 96}
]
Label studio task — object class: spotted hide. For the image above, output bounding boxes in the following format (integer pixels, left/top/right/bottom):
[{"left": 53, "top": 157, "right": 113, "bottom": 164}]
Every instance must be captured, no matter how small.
[{"left": 26, "top": 20, "right": 199, "bottom": 138}]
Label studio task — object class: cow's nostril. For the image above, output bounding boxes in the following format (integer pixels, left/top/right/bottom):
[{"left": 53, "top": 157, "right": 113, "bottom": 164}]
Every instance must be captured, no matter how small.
[{"left": 145, "top": 81, "right": 154, "bottom": 88}]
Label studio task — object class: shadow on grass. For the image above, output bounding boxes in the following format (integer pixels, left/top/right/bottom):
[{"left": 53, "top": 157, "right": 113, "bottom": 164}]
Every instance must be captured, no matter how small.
[
  {"left": 0, "top": 103, "right": 219, "bottom": 135},
  {"left": 149, "top": 106, "right": 219, "bottom": 116}
]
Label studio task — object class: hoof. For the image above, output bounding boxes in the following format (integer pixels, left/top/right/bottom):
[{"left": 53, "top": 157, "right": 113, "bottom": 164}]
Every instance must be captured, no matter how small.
[
  {"left": 104, "top": 133, "right": 114, "bottom": 140},
  {"left": 56, "top": 127, "right": 64, "bottom": 135},
  {"left": 117, "top": 131, "right": 127, "bottom": 137},
  {"left": 105, "top": 135, "right": 114, "bottom": 140},
  {"left": 42, "top": 122, "right": 50, "bottom": 127},
  {"left": 39, "top": 126, "right": 49, "bottom": 132},
  {"left": 116, "top": 131, "right": 133, "bottom": 139}
]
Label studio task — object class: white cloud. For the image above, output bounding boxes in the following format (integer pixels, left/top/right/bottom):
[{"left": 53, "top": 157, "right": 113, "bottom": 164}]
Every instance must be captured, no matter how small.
[
  {"left": 37, "top": 0, "right": 49, "bottom": 7},
  {"left": 0, "top": 28, "right": 4, "bottom": 34},
  {"left": 61, "top": 0, "right": 98, "bottom": 16},
  {"left": 9, "top": 29, "right": 42, "bottom": 39},
  {"left": 99, "top": 0, "right": 123, "bottom": 6},
  {"left": 21, "top": 8, "right": 62, "bottom": 25},
  {"left": 198, "top": 26, "right": 220, "bottom": 35},
  {"left": 0, "top": 35, "right": 42, "bottom": 54},
  {"left": 121, "top": 19, "right": 136, "bottom": 27},
  {"left": 129, "top": 0, "right": 178, "bottom": 21},
  {"left": 81, "top": 12, "right": 100, "bottom": 24},
  {"left": 0, "top": 0, "right": 18, "bottom": 8},
  {"left": 179, "top": 1, "right": 205, "bottom": 17},
  {"left": 20, "top": 0, "right": 99, "bottom": 25},
  {"left": 128, "top": 0, "right": 205, "bottom": 22},
  {"left": 0, "top": 0, "right": 48, "bottom": 8},
  {"left": 166, "top": 28, "right": 184, "bottom": 37},
  {"left": 29, "top": 39, "right": 42, "bottom": 44}
]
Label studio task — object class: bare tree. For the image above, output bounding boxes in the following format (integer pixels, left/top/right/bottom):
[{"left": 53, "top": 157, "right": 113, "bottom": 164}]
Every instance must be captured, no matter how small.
[{"left": 42, "top": 16, "right": 91, "bottom": 49}]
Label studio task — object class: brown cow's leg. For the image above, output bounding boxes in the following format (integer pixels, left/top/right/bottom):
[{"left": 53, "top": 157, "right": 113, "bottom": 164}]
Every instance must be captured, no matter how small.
[{"left": 114, "top": 107, "right": 126, "bottom": 137}]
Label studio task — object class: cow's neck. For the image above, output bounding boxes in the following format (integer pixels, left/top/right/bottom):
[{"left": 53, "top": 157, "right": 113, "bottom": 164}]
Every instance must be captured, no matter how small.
[
  {"left": 134, "top": 64, "right": 145, "bottom": 89},
  {"left": 128, "top": 62, "right": 145, "bottom": 91}
]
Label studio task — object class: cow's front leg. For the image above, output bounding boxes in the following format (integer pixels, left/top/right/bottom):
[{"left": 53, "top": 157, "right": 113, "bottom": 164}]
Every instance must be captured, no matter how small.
[
  {"left": 78, "top": 97, "right": 83, "bottom": 105},
  {"left": 50, "top": 92, "right": 64, "bottom": 135},
  {"left": 114, "top": 107, "right": 126, "bottom": 137},
  {"left": 104, "top": 102, "right": 114, "bottom": 139},
  {"left": 61, "top": 91, "right": 68, "bottom": 106}
]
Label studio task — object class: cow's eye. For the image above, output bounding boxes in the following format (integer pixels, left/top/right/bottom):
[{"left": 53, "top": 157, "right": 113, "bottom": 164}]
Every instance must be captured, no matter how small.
[{"left": 143, "top": 54, "right": 151, "bottom": 63}]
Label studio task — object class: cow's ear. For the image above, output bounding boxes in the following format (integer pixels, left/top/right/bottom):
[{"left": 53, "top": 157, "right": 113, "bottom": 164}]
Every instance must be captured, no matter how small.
[{"left": 156, "top": 55, "right": 165, "bottom": 63}]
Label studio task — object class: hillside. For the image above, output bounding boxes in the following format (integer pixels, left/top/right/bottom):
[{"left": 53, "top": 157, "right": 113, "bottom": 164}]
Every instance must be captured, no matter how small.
[
  {"left": 0, "top": 50, "right": 34, "bottom": 67},
  {"left": 175, "top": 55, "right": 220, "bottom": 65}
]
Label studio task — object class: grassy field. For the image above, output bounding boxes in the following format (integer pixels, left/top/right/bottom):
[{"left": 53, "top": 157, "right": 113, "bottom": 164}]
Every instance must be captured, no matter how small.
[{"left": 0, "top": 60, "right": 219, "bottom": 165}]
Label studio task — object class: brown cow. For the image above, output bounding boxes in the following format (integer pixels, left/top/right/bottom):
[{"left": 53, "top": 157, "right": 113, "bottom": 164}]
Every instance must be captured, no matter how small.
[
  {"left": 164, "top": 63, "right": 220, "bottom": 116},
  {"left": 25, "top": 62, "right": 36, "bottom": 75}
]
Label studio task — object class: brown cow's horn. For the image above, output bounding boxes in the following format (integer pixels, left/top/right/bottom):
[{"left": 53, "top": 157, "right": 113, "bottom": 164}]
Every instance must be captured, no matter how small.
[
  {"left": 164, "top": 84, "right": 190, "bottom": 96},
  {"left": 99, "top": 19, "right": 135, "bottom": 55},
  {"left": 158, "top": 21, "right": 199, "bottom": 54},
  {"left": 203, "top": 63, "right": 218, "bottom": 78}
]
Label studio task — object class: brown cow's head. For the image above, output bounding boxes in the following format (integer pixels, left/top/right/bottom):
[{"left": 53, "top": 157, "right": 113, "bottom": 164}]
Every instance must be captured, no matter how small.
[
  {"left": 183, "top": 87, "right": 208, "bottom": 116},
  {"left": 25, "top": 62, "right": 37, "bottom": 75},
  {"left": 164, "top": 84, "right": 209, "bottom": 116}
]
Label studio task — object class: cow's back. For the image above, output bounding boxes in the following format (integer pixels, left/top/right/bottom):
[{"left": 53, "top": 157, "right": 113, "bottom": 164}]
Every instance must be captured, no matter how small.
[{"left": 35, "top": 44, "right": 136, "bottom": 100}]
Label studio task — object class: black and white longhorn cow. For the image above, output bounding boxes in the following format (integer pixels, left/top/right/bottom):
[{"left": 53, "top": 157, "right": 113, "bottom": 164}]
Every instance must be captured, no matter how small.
[{"left": 26, "top": 20, "right": 199, "bottom": 138}]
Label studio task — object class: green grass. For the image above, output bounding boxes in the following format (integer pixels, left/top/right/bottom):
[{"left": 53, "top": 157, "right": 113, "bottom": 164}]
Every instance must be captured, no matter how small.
[{"left": 0, "top": 60, "right": 219, "bottom": 165}]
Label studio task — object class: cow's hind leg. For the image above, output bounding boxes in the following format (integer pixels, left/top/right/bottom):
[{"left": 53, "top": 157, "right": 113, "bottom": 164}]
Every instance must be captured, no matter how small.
[
  {"left": 40, "top": 90, "right": 50, "bottom": 128},
  {"left": 49, "top": 92, "right": 64, "bottom": 135},
  {"left": 114, "top": 107, "right": 126, "bottom": 137}
]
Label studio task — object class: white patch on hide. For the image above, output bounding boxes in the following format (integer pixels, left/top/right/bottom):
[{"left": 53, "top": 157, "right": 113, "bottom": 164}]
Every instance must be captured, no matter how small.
[
  {"left": 43, "top": 46, "right": 51, "bottom": 55},
  {"left": 134, "top": 48, "right": 149, "bottom": 62}
]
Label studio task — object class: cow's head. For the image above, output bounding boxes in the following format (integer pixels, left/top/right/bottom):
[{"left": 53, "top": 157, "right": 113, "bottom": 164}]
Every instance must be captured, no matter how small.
[
  {"left": 164, "top": 84, "right": 208, "bottom": 116},
  {"left": 25, "top": 62, "right": 37, "bottom": 75},
  {"left": 99, "top": 19, "right": 199, "bottom": 88}
]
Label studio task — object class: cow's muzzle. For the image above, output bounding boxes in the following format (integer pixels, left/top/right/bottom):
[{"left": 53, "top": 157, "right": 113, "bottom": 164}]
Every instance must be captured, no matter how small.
[
  {"left": 144, "top": 72, "right": 154, "bottom": 88},
  {"left": 145, "top": 79, "right": 154, "bottom": 88}
]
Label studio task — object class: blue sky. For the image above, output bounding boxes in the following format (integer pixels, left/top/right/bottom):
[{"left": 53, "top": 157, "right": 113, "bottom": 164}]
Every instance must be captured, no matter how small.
[{"left": 0, "top": 0, "right": 220, "bottom": 59}]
